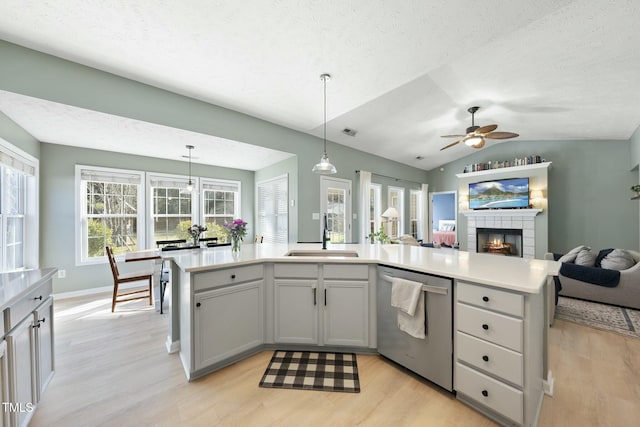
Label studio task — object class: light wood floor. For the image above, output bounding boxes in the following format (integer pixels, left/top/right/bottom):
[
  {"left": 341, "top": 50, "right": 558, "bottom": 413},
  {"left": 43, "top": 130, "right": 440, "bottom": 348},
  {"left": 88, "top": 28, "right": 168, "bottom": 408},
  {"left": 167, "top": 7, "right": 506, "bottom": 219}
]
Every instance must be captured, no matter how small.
[{"left": 30, "top": 294, "right": 640, "bottom": 427}]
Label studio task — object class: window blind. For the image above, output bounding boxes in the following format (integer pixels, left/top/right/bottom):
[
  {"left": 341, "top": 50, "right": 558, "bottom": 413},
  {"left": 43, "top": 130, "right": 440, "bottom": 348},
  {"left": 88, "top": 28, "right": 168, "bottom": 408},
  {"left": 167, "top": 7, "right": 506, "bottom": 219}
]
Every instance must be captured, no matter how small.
[
  {"left": 257, "top": 175, "right": 288, "bottom": 243},
  {"left": 80, "top": 168, "right": 142, "bottom": 184},
  {"left": 0, "top": 151, "right": 35, "bottom": 176}
]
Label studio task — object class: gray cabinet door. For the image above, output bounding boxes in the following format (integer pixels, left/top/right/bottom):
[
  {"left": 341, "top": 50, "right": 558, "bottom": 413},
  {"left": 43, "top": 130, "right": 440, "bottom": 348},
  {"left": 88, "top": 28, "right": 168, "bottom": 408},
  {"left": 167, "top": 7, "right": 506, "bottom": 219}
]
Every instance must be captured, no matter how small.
[
  {"left": 0, "top": 341, "right": 9, "bottom": 427},
  {"left": 323, "top": 280, "right": 369, "bottom": 347},
  {"left": 6, "top": 315, "right": 36, "bottom": 427},
  {"left": 34, "top": 298, "right": 54, "bottom": 399},
  {"left": 194, "top": 280, "right": 264, "bottom": 370},
  {"left": 274, "top": 280, "right": 318, "bottom": 344}
]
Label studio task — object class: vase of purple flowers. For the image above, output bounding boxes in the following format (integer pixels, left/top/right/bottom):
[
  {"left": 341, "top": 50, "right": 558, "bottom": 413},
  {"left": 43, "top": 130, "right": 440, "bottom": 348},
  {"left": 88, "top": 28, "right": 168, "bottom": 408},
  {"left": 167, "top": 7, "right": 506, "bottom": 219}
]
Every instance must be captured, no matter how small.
[{"left": 224, "top": 219, "right": 248, "bottom": 253}]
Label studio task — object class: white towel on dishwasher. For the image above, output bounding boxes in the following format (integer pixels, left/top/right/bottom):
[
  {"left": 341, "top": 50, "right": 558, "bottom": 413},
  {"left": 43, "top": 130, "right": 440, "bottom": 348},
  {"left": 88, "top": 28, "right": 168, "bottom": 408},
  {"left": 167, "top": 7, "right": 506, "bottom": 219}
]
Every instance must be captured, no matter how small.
[
  {"left": 391, "top": 278, "right": 422, "bottom": 315},
  {"left": 391, "top": 278, "right": 426, "bottom": 339}
]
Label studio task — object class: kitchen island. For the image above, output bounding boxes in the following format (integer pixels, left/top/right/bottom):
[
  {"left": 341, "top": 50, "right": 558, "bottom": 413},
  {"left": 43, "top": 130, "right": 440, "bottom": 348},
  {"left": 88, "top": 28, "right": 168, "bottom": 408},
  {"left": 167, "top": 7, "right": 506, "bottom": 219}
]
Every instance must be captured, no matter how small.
[{"left": 164, "top": 243, "right": 558, "bottom": 427}]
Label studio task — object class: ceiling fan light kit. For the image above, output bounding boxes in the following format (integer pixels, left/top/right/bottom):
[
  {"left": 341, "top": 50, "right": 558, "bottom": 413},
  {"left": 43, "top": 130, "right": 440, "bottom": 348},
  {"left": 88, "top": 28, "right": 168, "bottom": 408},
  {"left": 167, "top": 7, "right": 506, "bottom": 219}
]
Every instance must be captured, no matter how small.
[
  {"left": 312, "top": 73, "right": 337, "bottom": 175},
  {"left": 440, "top": 106, "right": 519, "bottom": 151}
]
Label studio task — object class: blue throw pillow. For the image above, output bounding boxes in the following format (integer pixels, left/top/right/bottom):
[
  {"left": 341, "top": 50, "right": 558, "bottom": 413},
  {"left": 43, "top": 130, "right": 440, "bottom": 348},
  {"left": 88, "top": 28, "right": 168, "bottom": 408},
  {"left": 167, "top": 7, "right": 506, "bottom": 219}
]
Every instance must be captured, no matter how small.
[{"left": 595, "top": 248, "right": 614, "bottom": 268}]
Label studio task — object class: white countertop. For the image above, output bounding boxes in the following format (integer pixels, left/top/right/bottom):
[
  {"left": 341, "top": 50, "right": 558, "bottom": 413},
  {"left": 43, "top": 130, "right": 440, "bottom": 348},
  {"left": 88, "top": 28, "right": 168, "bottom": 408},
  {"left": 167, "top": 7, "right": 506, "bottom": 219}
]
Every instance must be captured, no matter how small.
[
  {"left": 165, "top": 243, "right": 559, "bottom": 294},
  {"left": 0, "top": 268, "right": 57, "bottom": 310}
]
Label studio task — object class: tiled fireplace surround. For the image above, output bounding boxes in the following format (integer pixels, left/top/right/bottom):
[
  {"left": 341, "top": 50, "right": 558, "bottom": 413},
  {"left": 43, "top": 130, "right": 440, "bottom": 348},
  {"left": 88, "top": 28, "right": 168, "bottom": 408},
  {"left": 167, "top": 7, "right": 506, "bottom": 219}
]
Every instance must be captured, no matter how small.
[{"left": 462, "top": 209, "right": 542, "bottom": 259}]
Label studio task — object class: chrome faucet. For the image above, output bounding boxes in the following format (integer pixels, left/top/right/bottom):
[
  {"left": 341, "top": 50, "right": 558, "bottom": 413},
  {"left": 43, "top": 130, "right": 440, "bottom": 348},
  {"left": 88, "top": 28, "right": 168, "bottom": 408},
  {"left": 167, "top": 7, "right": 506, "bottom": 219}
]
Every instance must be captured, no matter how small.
[{"left": 322, "top": 213, "right": 330, "bottom": 250}]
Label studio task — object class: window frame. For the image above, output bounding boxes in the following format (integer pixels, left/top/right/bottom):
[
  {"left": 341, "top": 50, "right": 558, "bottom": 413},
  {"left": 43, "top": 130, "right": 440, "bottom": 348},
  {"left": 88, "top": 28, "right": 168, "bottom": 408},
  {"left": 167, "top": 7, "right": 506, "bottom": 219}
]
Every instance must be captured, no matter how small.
[
  {"left": 0, "top": 138, "right": 38, "bottom": 272},
  {"left": 409, "top": 189, "right": 423, "bottom": 240},
  {"left": 370, "top": 183, "right": 381, "bottom": 236},
  {"left": 147, "top": 172, "right": 196, "bottom": 246},
  {"left": 200, "top": 178, "right": 241, "bottom": 242},
  {"left": 75, "top": 165, "right": 146, "bottom": 265},
  {"left": 388, "top": 186, "right": 405, "bottom": 237},
  {"left": 256, "top": 174, "right": 289, "bottom": 243}
]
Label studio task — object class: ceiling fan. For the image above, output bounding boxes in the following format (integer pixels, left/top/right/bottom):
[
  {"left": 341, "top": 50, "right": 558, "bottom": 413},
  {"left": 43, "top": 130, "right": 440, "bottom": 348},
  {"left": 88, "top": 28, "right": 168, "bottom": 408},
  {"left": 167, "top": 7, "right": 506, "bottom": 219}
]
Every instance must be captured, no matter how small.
[{"left": 440, "top": 106, "right": 519, "bottom": 150}]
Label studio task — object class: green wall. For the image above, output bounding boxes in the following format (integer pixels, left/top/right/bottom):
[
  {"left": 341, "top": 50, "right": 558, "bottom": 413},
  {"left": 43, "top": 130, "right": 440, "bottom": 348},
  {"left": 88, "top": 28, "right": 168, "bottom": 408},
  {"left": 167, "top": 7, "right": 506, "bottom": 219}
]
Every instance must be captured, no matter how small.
[
  {"left": 40, "top": 143, "right": 255, "bottom": 294},
  {"left": 0, "top": 111, "right": 40, "bottom": 158},
  {"left": 427, "top": 139, "right": 640, "bottom": 253}
]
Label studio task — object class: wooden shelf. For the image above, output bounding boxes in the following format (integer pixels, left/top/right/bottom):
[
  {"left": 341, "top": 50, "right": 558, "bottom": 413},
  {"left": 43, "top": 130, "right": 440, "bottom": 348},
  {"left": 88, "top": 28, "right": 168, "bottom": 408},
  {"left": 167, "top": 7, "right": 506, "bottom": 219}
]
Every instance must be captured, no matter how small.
[{"left": 456, "top": 162, "right": 552, "bottom": 179}]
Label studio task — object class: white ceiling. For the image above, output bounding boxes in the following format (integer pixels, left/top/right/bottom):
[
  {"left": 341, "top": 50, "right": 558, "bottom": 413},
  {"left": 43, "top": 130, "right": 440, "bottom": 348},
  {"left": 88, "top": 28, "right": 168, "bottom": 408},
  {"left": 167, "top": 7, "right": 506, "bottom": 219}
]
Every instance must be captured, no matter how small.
[{"left": 0, "top": 0, "right": 639, "bottom": 171}]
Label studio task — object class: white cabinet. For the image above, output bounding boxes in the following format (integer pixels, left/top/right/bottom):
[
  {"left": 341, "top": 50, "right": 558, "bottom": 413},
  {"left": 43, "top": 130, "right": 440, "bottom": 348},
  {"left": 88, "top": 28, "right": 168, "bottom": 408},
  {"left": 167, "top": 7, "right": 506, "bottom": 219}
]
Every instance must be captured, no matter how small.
[
  {"left": 273, "top": 263, "right": 369, "bottom": 347},
  {"left": 274, "top": 279, "right": 318, "bottom": 344},
  {"left": 0, "top": 341, "right": 8, "bottom": 427},
  {"left": 193, "top": 280, "right": 264, "bottom": 371},
  {"left": 2, "top": 273, "right": 54, "bottom": 427},
  {"left": 454, "top": 281, "right": 544, "bottom": 427},
  {"left": 6, "top": 315, "right": 36, "bottom": 427},
  {"left": 323, "top": 280, "right": 368, "bottom": 347}
]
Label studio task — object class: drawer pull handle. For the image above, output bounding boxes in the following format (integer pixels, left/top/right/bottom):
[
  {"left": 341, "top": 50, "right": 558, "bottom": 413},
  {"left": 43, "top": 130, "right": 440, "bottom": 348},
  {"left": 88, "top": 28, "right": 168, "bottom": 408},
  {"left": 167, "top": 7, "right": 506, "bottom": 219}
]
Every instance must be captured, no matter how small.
[
  {"left": 231, "top": 274, "right": 236, "bottom": 279},
  {"left": 196, "top": 302, "right": 201, "bottom": 308},
  {"left": 482, "top": 296, "right": 489, "bottom": 302},
  {"left": 313, "top": 288, "right": 317, "bottom": 306},
  {"left": 482, "top": 355, "right": 489, "bottom": 362},
  {"left": 482, "top": 324, "right": 489, "bottom": 330},
  {"left": 34, "top": 295, "right": 43, "bottom": 301},
  {"left": 481, "top": 390, "right": 489, "bottom": 397}
]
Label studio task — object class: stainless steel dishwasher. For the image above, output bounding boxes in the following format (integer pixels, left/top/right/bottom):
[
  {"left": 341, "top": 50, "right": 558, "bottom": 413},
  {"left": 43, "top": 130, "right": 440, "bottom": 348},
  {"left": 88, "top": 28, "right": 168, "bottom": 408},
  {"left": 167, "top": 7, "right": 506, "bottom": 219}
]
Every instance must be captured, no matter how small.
[{"left": 377, "top": 265, "right": 453, "bottom": 391}]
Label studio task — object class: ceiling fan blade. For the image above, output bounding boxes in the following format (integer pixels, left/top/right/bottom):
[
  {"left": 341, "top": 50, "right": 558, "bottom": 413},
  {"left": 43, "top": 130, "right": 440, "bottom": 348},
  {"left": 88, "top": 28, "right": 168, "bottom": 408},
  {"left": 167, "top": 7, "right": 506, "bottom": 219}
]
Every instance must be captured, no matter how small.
[
  {"left": 476, "top": 124, "right": 498, "bottom": 134},
  {"left": 485, "top": 131, "right": 519, "bottom": 139},
  {"left": 440, "top": 134, "right": 467, "bottom": 138},
  {"left": 440, "top": 140, "right": 462, "bottom": 150}
]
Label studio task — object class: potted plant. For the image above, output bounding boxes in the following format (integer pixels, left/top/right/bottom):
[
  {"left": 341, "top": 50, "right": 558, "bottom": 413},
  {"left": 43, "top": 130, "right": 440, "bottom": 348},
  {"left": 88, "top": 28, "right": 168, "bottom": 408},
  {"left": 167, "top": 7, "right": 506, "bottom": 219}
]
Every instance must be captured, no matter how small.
[{"left": 632, "top": 184, "right": 640, "bottom": 197}]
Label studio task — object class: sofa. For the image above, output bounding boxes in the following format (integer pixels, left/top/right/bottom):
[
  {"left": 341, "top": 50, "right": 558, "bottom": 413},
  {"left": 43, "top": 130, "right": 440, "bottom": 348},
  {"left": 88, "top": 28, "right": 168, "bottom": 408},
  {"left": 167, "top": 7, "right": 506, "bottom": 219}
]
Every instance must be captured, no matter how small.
[{"left": 545, "top": 248, "right": 640, "bottom": 310}]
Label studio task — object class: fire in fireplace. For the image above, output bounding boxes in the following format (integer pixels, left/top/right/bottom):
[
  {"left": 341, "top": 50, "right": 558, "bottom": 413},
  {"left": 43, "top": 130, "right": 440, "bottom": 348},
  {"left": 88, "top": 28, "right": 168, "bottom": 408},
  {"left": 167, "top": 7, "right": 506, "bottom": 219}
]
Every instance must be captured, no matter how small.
[{"left": 476, "top": 228, "right": 523, "bottom": 257}]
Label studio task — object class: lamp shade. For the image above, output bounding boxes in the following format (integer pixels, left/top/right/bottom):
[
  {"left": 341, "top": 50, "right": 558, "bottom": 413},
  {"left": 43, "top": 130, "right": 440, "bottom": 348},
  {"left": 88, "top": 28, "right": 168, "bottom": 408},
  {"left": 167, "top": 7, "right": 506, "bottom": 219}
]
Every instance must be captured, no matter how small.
[
  {"left": 381, "top": 207, "right": 399, "bottom": 218},
  {"left": 312, "top": 153, "right": 337, "bottom": 174},
  {"left": 464, "top": 135, "right": 484, "bottom": 147}
]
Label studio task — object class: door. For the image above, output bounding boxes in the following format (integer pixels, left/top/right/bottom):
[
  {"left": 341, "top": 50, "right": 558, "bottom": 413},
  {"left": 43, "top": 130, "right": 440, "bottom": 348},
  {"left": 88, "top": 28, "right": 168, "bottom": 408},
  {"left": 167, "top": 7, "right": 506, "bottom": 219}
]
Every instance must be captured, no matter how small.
[
  {"left": 193, "top": 281, "right": 264, "bottom": 370},
  {"left": 320, "top": 177, "right": 352, "bottom": 243},
  {"left": 430, "top": 191, "right": 457, "bottom": 243},
  {"left": 274, "top": 280, "right": 318, "bottom": 344}
]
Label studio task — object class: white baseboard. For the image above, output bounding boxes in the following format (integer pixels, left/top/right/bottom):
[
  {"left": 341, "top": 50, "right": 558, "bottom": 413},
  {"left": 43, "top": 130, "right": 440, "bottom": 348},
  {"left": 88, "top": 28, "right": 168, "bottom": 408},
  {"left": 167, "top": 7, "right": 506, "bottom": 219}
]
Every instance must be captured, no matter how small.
[
  {"left": 166, "top": 336, "right": 180, "bottom": 354},
  {"left": 53, "top": 285, "right": 112, "bottom": 300},
  {"left": 543, "top": 370, "right": 554, "bottom": 396}
]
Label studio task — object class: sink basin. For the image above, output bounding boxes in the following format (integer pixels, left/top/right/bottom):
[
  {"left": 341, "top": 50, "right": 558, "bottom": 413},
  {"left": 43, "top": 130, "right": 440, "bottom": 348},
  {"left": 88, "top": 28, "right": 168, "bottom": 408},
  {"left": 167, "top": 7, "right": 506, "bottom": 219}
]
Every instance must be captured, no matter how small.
[{"left": 286, "top": 250, "right": 359, "bottom": 258}]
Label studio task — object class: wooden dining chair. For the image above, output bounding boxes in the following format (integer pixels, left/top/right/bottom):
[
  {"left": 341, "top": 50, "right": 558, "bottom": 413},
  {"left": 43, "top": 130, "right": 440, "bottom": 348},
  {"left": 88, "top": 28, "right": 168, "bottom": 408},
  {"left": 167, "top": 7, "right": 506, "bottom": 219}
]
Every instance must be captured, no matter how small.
[
  {"left": 106, "top": 246, "right": 153, "bottom": 312},
  {"left": 155, "top": 239, "right": 187, "bottom": 314}
]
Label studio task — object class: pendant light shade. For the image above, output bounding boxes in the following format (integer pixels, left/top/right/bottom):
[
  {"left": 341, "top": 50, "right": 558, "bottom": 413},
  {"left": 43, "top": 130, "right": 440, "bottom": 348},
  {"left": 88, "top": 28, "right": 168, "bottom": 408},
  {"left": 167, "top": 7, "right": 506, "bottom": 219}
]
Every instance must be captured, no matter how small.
[
  {"left": 185, "top": 144, "right": 194, "bottom": 192},
  {"left": 312, "top": 73, "right": 337, "bottom": 174}
]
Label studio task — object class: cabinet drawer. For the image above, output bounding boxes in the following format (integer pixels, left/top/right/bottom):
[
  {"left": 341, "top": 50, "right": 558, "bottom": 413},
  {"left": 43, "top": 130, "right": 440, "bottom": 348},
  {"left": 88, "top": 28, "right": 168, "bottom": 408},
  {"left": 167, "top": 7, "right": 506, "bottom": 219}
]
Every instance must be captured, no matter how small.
[
  {"left": 5, "top": 280, "right": 52, "bottom": 332},
  {"left": 456, "top": 362, "right": 523, "bottom": 425},
  {"left": 457, "top": 303, "right": 523, "bottom": 352},
  {"left": 457, "top": 281, "right": 523, "bottom": 317},
  {"left": 273, "top": 263, "right": 319, "bottom": 279},
  {"left": 193, "top": 264, "right": 264, "bottom": 291},
  {"left": 456, "top": 331, "right": 523, "bottom": 387},
  {"left": 324, "top": 264, "right": 368, "bottom": 280}
]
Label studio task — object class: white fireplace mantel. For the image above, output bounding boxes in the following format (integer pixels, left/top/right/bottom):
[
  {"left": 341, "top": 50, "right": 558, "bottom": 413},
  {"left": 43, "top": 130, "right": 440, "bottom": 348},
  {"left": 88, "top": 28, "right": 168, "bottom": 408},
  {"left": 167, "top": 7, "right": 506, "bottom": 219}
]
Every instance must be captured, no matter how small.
[{"left": 462, "top": 209, "right": 542, "bottom": 218}]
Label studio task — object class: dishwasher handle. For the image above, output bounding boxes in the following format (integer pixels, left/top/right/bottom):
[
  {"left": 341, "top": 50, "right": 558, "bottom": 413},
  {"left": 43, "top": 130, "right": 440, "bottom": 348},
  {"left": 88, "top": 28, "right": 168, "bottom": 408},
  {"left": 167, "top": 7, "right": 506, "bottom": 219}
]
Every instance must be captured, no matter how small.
[{"left": 381, "top": 274, "right": 448, "bottom": 295}]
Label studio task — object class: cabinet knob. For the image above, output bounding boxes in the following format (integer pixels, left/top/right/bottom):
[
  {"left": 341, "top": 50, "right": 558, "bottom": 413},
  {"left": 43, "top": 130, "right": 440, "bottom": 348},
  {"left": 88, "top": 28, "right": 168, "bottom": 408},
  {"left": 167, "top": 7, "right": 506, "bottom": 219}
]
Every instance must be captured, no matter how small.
[
  {"left": 196, "top": 302, "right": 201, "bottom": 308},
  {"left": 482, "top": 324, "right": 489, "bottom": 330},
  {"left": 481, "top": 390, "right": 489, "bottom": 397},
  {"left": 482, "top": 296, "right": 489, "bottom": 302},
  {"left": 231, "top": 274, "right": 236, "bottom": 279},
  {"left": 482, "top": 355, "right": 489, "bottom": 362},
  {"left": 34, "top": 295, "right": 43, "bottom": 301},
  {"left": 40, "top": 317, "right": 46, "bottom": 324}
]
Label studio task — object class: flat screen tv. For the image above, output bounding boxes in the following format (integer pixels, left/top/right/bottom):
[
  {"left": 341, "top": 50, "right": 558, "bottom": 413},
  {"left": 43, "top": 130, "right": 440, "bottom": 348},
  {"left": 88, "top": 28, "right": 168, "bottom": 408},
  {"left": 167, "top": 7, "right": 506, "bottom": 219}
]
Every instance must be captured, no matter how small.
[{"left": 469, "top": 177, "right": 529, "bottom": 209}]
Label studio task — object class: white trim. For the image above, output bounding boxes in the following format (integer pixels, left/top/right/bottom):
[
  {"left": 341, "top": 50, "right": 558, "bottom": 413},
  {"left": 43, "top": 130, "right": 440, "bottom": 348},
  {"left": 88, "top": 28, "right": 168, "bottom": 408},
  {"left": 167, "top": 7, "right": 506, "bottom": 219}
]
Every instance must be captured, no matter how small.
[
  {"left": 75, "top": 164, "right": 146, "bottom": 266},
  {"left": 147, "top": 172, "right": 195, "bottom": 248},
  {"left": 256, "top": 174, "right": 289, "bottom": 243},
  {"left": 320, "top": 176, "right": 353, "bottom": 243},
  {"left": 388, "top": 186, "right": 405, "bottom": 237}
]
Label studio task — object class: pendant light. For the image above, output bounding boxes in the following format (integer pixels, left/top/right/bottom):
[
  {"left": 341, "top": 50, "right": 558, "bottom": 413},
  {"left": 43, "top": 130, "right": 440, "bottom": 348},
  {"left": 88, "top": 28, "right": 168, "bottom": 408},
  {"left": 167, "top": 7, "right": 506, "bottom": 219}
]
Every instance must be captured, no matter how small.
[
  {"left": 185, "top": 144, "right": 194, "bottom": 192},
  {"left": 312, "top": 73, "right": 337, "bottom": 174}
]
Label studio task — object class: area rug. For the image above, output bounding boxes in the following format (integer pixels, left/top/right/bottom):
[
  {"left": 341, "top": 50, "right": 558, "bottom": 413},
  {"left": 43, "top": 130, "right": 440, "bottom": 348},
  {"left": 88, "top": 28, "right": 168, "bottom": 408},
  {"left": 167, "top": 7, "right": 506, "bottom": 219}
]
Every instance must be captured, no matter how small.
[
  {"left": 259, "top": 350, "right": 360, "bottom": 393},
  {"left": 555, "top": 296, "right": 640, "bottom": 339}
]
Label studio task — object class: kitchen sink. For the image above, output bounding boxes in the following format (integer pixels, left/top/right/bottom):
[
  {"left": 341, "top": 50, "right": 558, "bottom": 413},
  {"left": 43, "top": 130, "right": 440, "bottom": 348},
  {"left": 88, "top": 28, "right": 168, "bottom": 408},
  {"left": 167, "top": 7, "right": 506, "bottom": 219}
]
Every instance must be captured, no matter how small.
[{"left": 285, "top": 250, "right": 359, "bottom": 257}]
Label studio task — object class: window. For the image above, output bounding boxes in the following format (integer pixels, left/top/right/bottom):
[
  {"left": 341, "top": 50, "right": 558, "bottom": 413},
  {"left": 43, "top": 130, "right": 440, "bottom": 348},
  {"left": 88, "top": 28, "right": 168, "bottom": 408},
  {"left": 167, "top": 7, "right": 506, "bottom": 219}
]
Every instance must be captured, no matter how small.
[
  {"left": 0, "top": 141, "right": 36, "bottom": 272},
  {"left": 369, "top": 183, "right": 381, "bottom": 235},
  {"left": 201, "top": 179, "right": 240, "bottom": 243},
  {"left": 388, "top": 186, "right": 405, "bottom": 238},
  {"left": 257, "top": 174, "right": 288, "bottom": 243},
  {"left": 149, "top": 174, "right": 193, "bottom": 245},
  {"left": 409, "top": 189, "right": 422, "bottom": 239},
  {"left": 77, "top": 166, "right": 145, "bottom": 263}
]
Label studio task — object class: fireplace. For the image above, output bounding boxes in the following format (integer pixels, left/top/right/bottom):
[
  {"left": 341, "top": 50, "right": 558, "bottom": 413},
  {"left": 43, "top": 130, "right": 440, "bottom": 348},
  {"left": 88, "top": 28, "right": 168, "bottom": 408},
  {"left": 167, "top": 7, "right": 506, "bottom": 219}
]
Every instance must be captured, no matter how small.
[{"left": 476, "top": 228, "right": 523, "bottom": 257}]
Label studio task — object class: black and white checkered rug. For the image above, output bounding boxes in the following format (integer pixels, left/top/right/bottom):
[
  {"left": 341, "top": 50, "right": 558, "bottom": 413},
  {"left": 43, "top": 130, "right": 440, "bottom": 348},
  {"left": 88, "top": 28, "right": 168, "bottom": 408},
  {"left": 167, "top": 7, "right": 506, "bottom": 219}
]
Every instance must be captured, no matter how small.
[{"left": 259, "top": 350, "right": 360, "bottom": 393}]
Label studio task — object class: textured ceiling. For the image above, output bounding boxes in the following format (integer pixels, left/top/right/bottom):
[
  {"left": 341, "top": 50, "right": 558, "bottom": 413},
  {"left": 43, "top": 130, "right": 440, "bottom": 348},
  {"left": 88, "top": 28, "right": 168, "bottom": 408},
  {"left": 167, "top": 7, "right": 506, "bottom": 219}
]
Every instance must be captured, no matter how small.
[{"left": 0, "top": 0, "right": 639, "bottom": 170}]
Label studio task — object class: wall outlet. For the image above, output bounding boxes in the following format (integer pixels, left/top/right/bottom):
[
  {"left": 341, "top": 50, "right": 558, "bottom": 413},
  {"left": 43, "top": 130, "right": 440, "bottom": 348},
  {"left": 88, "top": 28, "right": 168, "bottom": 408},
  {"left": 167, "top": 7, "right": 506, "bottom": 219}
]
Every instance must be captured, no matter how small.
[{"left": 57, "top": 269, "right": 66, "bottom": 279}]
